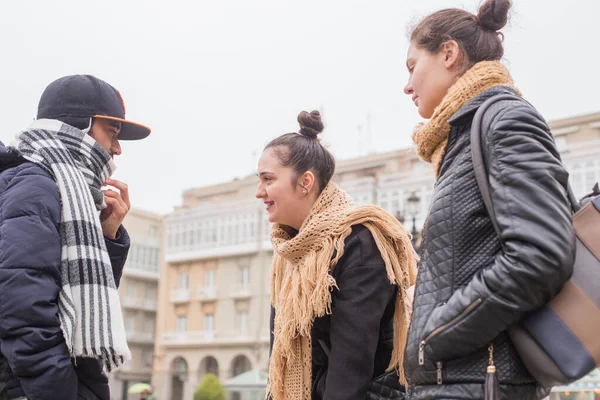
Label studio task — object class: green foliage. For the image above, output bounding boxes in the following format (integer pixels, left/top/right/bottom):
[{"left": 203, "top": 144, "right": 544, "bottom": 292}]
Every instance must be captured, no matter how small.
[{"left": 193, "top": 374, "right": 225, "bottom": 400}]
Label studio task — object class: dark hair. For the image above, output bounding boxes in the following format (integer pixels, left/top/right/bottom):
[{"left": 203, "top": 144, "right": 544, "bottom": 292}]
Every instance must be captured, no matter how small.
[
  {"left": 265, "top": 110, "right": 335, "bottom": 193},
  {"left": 410, "top": 0, "right": 511, "bottom": 68}
]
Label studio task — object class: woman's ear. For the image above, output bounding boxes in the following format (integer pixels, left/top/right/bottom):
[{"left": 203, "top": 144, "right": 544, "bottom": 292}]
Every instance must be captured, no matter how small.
[
  {"left": 440, "top": 40, "right": 462, "bottom": 70},
  {"left": 297, "top": 171, "right": 316, "bottom": 196}
]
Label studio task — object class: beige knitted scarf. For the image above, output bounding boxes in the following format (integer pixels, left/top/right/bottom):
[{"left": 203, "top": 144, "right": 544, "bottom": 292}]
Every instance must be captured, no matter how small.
[
  {"left": 412, "top": 61, "right": 518, "bottom": 178},
  {"left": 267, "top": 183, "right": 417, "bottom": 400}
]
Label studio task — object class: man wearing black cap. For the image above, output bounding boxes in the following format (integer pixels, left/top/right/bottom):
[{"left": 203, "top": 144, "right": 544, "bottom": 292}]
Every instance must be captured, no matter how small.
[{"left": 0, "top": 75, "right": 151, "bottom": 400}]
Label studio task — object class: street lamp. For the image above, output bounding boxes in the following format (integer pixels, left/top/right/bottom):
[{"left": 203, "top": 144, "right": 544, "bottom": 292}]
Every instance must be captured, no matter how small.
[
  {"left": 406, "top": 192, "right": 420, "bottom": 251},
  {"left": 395, "top": 211, "right": 405, "bottom": 226}
]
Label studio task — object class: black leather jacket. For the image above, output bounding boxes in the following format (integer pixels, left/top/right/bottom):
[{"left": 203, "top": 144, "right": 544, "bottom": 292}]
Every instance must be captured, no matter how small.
[{"left": 404, "top": 86, "right": 575, "bottom": 400}]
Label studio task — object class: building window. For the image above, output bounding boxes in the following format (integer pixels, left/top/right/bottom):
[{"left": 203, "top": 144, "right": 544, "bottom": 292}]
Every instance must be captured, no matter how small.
[
  {"left": 144, "top": 317, "right": 155, "bottom": 336},
  {"left": 571, "top": 163, "right": 583, "bottom": 196},
  {"left": 177, "top": 316, "right": 187, "bottom": 333},
  {"left": 187, "top": 227, "right": 194, "bottom": 246},
  {"left": 554, "top": 137, "right": 568, "bottom": 152},
  {"left": 149, "top": 225, "right": 158, "bottom": 239},
  {"left": 127, "top": 244, "right": 160, "bottom": 274},
  {"left": 585, "top": 161, "right": 598, "bottom": 191},
  {"left": 206, "top": 269, "right": 216, "bottom": 288},
  {"left": 204, "top": 314, "right": 214, "bottom": 335},
  {"left": 168, "top": 230, "right": 174, "bottom": 248},
  {"left": 238, "top": 312, "right": 248, "bottom": 334},
  {"left": 392, "top": 191, "right": 400, "bottom": 215},
  {"left": 142, "top": 350, "right": 154, "bottom": 368},
  {"left": 380, "top": 192, "right": 389, "bottom": 211},
  {"left": 179, "top": 273, "right": 189, "bottom": 290},
  {"left": 240, "top": 266, "right": 250, "bottom": 287},
  {"left": 127, "top": 282, "right": 136, "bottom": 299},
  {"left": 146, "top": 285, "right": 156, "bottom": 302},
  {"left": 569, "top": 160, "right": 600, "bottom": 198},
  {"left": 125, "top": 315, "right": 135, "bottom": 333}
]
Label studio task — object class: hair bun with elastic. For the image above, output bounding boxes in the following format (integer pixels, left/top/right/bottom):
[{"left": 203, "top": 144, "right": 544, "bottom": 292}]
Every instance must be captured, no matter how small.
[
  {"left": 477, "top": 0, "right": 511, "bottom": 32},
  {"left": 298, "top": 110, "right": 324, "bottom": 139}
]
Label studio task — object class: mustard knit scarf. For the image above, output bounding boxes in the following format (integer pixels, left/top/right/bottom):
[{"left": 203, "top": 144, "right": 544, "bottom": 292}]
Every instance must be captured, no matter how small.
[
  {"left": 412, "top": 61, "right": 518, "bottom": 177},
  {"left": 267, "top": 183, "right": 417, "bottom": 400}
]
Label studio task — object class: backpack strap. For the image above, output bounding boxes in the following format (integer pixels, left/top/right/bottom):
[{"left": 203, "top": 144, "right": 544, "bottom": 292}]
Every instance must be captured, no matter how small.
[
  {"left": 318, "top": 339, "right": 331, "bottom": 357},
  {"left": 470, "top": 94, "right": 580, "bottom": 249}
]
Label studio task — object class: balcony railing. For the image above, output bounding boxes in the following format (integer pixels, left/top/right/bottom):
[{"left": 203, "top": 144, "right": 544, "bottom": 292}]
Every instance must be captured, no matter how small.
[
  {"left": 123, "top": 265, "right": 160, "bottom": 280},
  {"left": 122, "top": 297, "right": 144, "bottom": 309},
  {"left": 170, "top": 288, "right": 190, "bottom": 303},
  {"left": 162, "top": 330, "right": 269, "bottom": 347},
  {"left": 126, "top": 331, "right": 155, "bottom": 344},
  {"left": 197, "top": 286, "right": 217, "bottom": 301},
  {"left": 163, "top": 331, "right": 214, "bottom": 345},
  {"left": 143, "top": 299, "right": 157, "bottom": 311},
  {"left": 122, "top": 297, "right": 158, "bottom": 311},
  {"left": 166, "top": 203, "right": 272, "bottom": 262},
  {"left": 230, "top": 284, "right": 252, "bottom": 299}
]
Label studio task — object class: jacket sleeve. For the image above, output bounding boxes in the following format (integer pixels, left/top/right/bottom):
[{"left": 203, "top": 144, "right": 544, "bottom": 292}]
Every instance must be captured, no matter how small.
[
  {"left": 104, "top": 225, "right": 130, "bottom": 288},
  {"left": 0, "top": 170, "right": 77, "bottom": 400},
  {"left": 323, "top": 227, "right": 396, "bottom": 400},
  {"left": 422, "top": 100, "right": 575, "bottom": 362}
]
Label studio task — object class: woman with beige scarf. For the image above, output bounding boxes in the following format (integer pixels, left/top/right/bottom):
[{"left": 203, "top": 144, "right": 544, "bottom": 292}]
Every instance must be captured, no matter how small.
[
  {"left": 256, "top": 110, "right": 417, "bottom": 400},
  {"left": 402, "top": 0, "right": 574, "bottom": 399}
]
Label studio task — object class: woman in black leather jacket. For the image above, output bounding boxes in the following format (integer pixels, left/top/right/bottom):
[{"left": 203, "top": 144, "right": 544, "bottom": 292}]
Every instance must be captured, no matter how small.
[{"left": 401, "top": 0, "right": 575, "bottom": 399}]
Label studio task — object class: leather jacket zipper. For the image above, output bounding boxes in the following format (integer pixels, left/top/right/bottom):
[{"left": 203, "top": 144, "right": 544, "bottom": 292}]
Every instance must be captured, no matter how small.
[
  {"left": 418, "top": 298, "right": 483, "bottom": 367},
  {"left": 436, "top": 361, "right": 443, "bottom": 385}
]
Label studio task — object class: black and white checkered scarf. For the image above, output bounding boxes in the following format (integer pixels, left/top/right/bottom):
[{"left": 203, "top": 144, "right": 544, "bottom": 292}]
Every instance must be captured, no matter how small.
[{"left": 11, "top": 119, "right": 130, "bottom": 371}]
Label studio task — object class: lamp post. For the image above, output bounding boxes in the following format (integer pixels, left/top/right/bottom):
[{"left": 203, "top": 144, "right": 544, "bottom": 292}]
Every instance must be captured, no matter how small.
[
  {"left": 406, "top": 192, "right": 420, "bottom": 251},
  {"left": 395, "top": 211, "right": 405, "bottom": 226}
]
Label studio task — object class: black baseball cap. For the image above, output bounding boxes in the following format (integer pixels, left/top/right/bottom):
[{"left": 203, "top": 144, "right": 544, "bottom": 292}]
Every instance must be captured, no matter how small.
[{"left": 37, "top": 74, "right": 151, "bottom": 141}]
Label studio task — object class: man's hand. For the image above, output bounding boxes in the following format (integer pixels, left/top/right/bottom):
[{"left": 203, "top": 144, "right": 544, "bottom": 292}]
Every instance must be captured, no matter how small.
[{"left": 100, "top": 179, "right": 130, "bottom": 239}]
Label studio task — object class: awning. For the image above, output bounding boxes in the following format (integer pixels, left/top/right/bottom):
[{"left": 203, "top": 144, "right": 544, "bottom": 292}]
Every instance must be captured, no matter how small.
[{"left": 223, "top": 369, "right": 267, "bottom": 391}]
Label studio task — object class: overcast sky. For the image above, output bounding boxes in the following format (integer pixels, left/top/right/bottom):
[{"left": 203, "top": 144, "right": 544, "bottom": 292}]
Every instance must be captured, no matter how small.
[{"left": 1, "top": 0, "right": 598, "bottom": 214}]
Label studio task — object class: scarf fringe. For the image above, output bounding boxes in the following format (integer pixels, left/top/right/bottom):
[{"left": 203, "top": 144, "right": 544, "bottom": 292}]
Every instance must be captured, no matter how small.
[{"left": 268, "top": 185, "right": 417, "bottom": 399}]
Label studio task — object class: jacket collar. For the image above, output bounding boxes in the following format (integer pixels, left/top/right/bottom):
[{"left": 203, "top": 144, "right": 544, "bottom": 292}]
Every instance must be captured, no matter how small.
[{"left": 448, "top": 86, "right": 518, "bottom": 127}]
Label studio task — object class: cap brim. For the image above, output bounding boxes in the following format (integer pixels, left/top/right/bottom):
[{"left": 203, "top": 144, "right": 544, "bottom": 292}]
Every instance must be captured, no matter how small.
[{"left": 94, "top": 115, "right": 151, "bottom": 141}]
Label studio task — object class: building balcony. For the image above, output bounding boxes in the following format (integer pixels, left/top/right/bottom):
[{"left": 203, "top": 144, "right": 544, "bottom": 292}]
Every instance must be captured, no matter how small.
[
  {"left": 165, "top": 241, "right": 272, "bottom": 263},
  {"left": 170, "top": 288, "right": 190, "bottom": 303},
  {"left": 126, "top": 331, "right": 155, "bottom": 344},
  {"left": 197, "top": 286, "right": 217, "bottom": 301},
  {"left": 230, "top": 284, "right": 252, "bottom": 299},
  {"left": 162, "top": 331, "right": 214, "bottom": 346},
  {"left": 143, "top": 299, "right": 157, "bottom": 311},
  {"left": 122, "top": 297, "right": 158, "bottom": 312},
  {"left": 119, "top": 361, "right": 132, "bottom": 372},
  {"left": 165, "top": 203, "right": 273, "bottom": 262},
  {"left": 123, "top": 265, "right": 160, "bottom": 281},
  {"left": 122, "top": 297, "right": 144, "bottom": 309},
  {"left": 162, "top": 330, "right": 269, "bottom": 347}
]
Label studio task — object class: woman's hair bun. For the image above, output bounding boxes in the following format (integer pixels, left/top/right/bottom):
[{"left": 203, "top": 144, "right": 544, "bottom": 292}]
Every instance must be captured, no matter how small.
[
  {"left": 298, "top": 110, "right": 324, "bottom": 139},
  {"left": 477, "top": 0, "right": 511, "bottom": 32}
]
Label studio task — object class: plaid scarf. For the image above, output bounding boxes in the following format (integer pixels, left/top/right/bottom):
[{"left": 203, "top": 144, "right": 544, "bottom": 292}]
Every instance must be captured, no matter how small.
[{"left": 11, "top": 119, "right": 130, "bottom": 371}]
